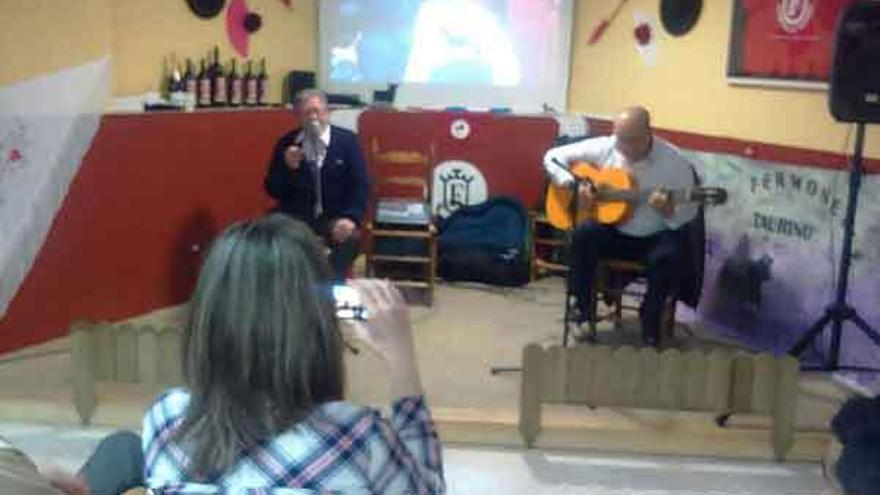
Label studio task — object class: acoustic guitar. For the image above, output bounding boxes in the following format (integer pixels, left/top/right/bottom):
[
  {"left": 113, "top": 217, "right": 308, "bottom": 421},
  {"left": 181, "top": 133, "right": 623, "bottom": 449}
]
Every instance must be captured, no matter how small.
[{"left": 545, "top": 161, "right": 728, "bottom": 230}]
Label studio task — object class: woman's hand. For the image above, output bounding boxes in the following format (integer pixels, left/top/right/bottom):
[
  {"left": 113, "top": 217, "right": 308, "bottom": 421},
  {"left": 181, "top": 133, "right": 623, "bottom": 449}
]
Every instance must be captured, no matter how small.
[{"left": 341, "top": 279, "right": 422, "bottom": 398}]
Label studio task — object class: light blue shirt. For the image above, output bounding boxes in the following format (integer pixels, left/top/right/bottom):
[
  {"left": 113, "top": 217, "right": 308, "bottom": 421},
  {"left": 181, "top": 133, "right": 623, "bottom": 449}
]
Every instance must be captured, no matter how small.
[{"left": 543, "top": 136, "right": 698, "bottom": 237}]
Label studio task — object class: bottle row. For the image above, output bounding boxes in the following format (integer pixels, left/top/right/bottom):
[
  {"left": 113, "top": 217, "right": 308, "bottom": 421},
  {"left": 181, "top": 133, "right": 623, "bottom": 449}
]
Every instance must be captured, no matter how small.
[{"left": 165, "top": 46, "right": 269, "bottom": 109}]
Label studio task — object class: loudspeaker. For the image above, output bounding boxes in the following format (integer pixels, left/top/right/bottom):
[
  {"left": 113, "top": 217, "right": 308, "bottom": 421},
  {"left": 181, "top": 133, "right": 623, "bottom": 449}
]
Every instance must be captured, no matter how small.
[
  {"left": 285, "top": 70, "right": 316, "bottom": 104},
  {"left": 829, "top": 2, "right": 880, "bottom": 123}
]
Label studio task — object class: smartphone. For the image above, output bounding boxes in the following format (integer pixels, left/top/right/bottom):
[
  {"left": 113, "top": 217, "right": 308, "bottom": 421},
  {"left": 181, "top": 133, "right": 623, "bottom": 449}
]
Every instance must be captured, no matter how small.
[{"left": 332, "top": 284, "right": 368, "bottom": 320}]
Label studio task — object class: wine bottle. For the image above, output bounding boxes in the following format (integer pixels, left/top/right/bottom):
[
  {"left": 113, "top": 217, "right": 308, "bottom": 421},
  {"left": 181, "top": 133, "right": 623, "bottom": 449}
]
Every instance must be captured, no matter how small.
[
  {"left": 161, "top": 56, "right": 172, "bottom": 100},
  {"left": 244, "top": 60, "right": 258, "bottom": 107},
  {"left": 183, "top": 59, "right": 197, "bottom": 101},
  {"left": 169, "top": 62, "right": 186, "bottom": 107},
  {"left": 211, "top": 47, "right": 227, "bottom": 106},
  {"left": 257, "top": 58, "right": 268, "bottom": 106},
  {"left": 197, "top": 58, "right": 211, "bottom": 108},
  {"left": 228, "top": 59, "right": 243, "bottom": 107}
]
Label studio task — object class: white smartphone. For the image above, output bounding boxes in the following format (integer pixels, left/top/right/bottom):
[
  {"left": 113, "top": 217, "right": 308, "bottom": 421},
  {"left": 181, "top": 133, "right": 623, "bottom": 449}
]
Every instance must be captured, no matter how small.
[{"left": 332, "top": 284, "right": 368, "bottom": 320}]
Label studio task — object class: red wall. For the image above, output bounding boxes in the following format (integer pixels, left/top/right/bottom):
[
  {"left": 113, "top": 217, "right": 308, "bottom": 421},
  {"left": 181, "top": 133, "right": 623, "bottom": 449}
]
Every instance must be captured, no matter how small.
[
  {"left": 358, "top": 110, "right": 560, "bottom": 210},
  {"left": 0, "top": 109, "right": 560, "bottom": 354},
  {"left": 0, "top": 110, "right": 294, "bottom": 354},
  {"left": 3, "top": 108, "right": 874, "bottom": 354}
]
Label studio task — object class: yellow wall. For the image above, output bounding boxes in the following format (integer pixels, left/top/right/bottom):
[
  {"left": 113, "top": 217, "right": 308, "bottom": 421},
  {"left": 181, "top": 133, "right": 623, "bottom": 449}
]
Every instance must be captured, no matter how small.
[
  {"left": 0, "top": 0, "right": 112, "bottom": 86},
  {"left": 569, "top": 0, "right": 880, "bottom": 159},
  {"left": 4, "top": 0, "right": 876, "bottom": 159},
  {"left": 112, "top": 0, "right": 316, "bottom": 103},
  {"left": 0, "top": 0, "right": 314, "bottom": 104}
]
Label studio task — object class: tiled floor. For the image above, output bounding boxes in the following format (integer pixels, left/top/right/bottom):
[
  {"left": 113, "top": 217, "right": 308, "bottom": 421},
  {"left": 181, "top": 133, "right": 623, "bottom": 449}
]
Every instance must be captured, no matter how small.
[
  {"left": 0, "top": 279, "right": 843, "bottom": 493},
  {"left": 0, "top": 420, "right": 830, "bottom": 494}
]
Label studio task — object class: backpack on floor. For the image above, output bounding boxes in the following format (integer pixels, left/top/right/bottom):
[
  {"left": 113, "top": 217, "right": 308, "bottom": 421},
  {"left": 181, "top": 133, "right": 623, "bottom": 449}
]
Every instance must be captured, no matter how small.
[{"left": 436, "top": 196, "right": 530, "bottom": 287}]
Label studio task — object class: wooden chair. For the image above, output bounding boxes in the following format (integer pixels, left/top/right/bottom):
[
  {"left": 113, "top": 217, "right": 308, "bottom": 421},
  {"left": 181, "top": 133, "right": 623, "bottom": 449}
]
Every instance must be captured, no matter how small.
[
  {"left": 529, "top": 211, "right": 568, "bottom": 281},
  {"left": 364, "top": 138, "right": 437, "bottom": 305},
  {"left": 583, "top": 198, "right": 706, "bottom": 347},
  {"left": 561, "top": 256, "right": 679, "bottom": 347},
  {"left": 585, "top": 260, "right": 678, "bottom": 344},
  {"left": 564, "top": 167, "right": 706, "bottom": 347}
]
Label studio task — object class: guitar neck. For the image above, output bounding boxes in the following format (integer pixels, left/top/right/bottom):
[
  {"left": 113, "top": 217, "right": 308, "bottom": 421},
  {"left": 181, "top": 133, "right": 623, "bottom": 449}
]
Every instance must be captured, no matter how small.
[{"left": 597, "top": 188, "right": 695, "bottom": 203}]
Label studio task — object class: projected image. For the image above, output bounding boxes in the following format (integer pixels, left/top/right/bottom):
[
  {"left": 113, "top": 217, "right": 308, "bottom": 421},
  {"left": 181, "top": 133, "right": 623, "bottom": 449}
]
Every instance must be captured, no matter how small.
[{"left": 325, "top": 0, "right": 566, "bottom": 88}]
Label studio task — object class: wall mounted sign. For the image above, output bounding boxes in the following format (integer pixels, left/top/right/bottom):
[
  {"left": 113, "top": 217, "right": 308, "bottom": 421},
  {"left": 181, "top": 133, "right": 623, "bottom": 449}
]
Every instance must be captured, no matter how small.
[
  {"left": 682, "top": 148, "right": 880, "bottom": 369},
  {"left": 432, "top": 160, "right": 487, "bottom": 218},
  {"left": 450, "top": 118, "right": 471, "bottom": 140},
  {"left": 726, "top": 0, "right": 855, "bottom": 89}
]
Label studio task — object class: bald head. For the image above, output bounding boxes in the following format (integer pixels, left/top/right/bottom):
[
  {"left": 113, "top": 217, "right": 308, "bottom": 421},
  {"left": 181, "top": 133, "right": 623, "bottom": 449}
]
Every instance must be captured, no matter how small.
[
  {"left": 613, "top": 106, "right": 653, "bottom": 163},
  {"left": 616, "top": 107, "right": 651, "bottom": 132}
]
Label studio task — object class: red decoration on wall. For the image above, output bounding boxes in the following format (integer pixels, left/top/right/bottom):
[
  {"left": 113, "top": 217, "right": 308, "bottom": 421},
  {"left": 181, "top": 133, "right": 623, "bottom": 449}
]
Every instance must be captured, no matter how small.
[
  {"left": 227, "top": 0, "right": 249, "bottom": 57},
  {"left": 227, "top": 0, "right": 262, "bottom": 57},
  {"left": 279, "top": 0, "right": 291, "bottom": 7},
  {"left": 635, "top": 22, "right": 652, "bottom": 46},
  {"left": 588, "top": 0, "right": 629, "bottom": 45}
]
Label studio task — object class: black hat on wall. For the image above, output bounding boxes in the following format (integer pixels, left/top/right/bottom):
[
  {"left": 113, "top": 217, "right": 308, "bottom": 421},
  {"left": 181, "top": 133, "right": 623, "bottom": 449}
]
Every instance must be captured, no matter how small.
[
  {"left": 186, "top": 0, "right": 227, "bottom": 19},
  {"left": 661, "top": 0, "right": 702, "bottom": 37}
]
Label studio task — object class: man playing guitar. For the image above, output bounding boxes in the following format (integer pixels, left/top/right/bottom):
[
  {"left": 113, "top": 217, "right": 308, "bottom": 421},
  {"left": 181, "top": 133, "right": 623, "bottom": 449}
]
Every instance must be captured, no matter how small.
[{"left": 543, "top": 106, "right": 699, "bottom": 346}]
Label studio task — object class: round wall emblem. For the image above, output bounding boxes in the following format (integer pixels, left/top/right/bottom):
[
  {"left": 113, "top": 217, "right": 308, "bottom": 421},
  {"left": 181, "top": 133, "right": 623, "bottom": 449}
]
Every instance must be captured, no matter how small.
[
  {"left": 431, "top": 160, "right": 487, "bottom": 218},
  {"left": 776, "top": 0, "right": 814, "bottom": 34},
  {"left": 450, "top": 118, "right": 471, "bottom": 140}
]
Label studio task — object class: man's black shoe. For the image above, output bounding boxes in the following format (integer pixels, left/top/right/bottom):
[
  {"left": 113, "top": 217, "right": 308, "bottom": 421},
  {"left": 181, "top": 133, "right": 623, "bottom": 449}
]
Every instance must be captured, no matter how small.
[{"left": 568, "top": 305, "right": 590, "bottom": 325}]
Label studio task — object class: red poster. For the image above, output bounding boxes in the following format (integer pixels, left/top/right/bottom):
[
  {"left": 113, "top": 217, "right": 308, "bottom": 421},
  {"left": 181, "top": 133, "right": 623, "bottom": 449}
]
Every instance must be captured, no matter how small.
[{"left": 727, "top": 0, "right": 856, "bottom": 85}]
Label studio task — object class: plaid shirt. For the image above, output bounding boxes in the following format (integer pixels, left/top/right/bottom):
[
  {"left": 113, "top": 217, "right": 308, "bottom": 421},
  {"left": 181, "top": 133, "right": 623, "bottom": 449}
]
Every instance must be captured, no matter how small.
[{"left": 142, "top": 388, "right": 444, "bottom": 495}]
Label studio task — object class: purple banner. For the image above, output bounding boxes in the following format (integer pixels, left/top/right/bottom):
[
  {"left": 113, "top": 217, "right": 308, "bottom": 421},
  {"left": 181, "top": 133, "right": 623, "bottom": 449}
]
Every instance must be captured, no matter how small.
[{"left": 684, "top": 150, "right": 880, "bottom": 374}]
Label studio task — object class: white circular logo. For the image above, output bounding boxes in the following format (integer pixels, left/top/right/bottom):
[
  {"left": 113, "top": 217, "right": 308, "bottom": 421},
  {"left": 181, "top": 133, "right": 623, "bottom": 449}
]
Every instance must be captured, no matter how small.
[
  {"left": 777, "top": 0, "right": 814, "bottom": 34},
  {"left": 449, "top": 118, "right": 471, "bottom": 140},
  {"left": 432, "top": 160, "right": 488, "bottom": 218}
]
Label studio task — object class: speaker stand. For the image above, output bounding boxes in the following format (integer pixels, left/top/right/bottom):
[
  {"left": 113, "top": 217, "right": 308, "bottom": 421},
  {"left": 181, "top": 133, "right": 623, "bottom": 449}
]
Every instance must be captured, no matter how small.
[{"left": 789, "top": 122, "right": 880, "bottom": 372}]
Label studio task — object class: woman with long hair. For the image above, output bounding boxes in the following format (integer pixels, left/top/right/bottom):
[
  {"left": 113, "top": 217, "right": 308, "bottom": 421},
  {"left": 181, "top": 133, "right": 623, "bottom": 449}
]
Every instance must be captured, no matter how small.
[{"left": 141, "top": 213, "right": 444, "bottom": 494}]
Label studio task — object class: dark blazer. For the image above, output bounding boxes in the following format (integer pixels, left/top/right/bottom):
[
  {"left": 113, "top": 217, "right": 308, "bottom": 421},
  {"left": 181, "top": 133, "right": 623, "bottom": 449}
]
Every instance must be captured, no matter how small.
[{"left": 264, "top": 125, "right": 370, "bottom": 225}]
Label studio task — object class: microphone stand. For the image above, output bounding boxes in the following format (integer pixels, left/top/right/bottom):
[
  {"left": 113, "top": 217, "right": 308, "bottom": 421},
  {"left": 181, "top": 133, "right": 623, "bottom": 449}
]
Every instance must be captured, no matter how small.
[
  {"left": 489, "top": 169, "right": 583, "bottom": 375},
  {"left": 562, "top": 178, "right": 584, "bottom": 346}
]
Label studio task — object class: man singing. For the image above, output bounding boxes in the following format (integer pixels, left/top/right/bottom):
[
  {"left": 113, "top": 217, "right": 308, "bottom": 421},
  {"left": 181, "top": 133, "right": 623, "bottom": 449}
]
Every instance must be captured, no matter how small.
[{"left": 264, "top": 89, "right": 370, "bottom": 281}]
